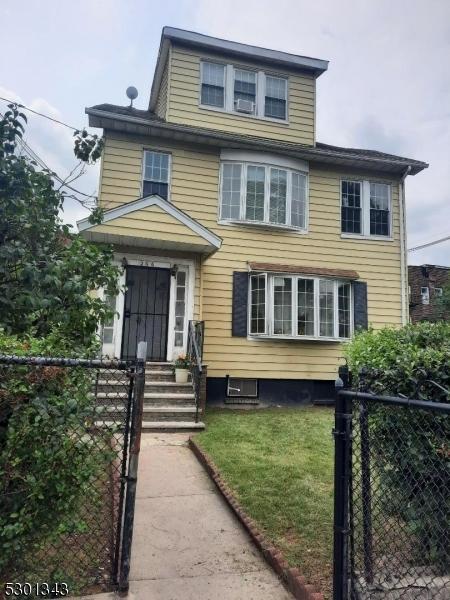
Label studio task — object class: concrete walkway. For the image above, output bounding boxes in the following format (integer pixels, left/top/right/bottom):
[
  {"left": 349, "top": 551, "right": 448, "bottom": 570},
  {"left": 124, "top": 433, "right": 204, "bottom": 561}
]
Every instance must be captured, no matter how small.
[{"left": 82, "top": 432, "right": 290, "bottom": 599}]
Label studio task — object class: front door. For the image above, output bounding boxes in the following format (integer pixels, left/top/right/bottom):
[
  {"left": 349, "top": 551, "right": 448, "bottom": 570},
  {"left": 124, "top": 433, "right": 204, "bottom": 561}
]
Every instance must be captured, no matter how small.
[{"left": 121, "top": 266, "right": 171, "bottom": 361}]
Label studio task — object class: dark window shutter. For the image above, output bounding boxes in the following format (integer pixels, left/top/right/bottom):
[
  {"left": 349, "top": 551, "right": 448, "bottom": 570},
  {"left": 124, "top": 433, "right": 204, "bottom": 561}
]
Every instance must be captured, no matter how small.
[
  {"left": 353, "top": 281, "right": 368, "bottom": 330},
  {"left": 232, "top": 272, "right": 249, "bottom": 337}
]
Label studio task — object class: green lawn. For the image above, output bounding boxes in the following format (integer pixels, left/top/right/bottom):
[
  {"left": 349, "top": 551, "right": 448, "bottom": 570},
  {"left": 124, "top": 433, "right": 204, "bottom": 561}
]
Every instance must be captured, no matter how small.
[{"left": 196, "top": 407, "right": 334, "bottom": 597}]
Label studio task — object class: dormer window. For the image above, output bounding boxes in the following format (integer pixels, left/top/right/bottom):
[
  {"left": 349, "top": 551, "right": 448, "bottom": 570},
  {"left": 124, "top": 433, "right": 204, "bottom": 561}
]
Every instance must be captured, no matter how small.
[
  {"left": 234, "top": 69, "right": 256, "bottom": 114},
  {"left": 265, "top": 76, "right": 287, "bottom": 120},
  {"left": 200, "top": 61, "right": 288, "bottom": 122},
  {"left": 200, "top": 62, "right": 225, "bottom": 108}
]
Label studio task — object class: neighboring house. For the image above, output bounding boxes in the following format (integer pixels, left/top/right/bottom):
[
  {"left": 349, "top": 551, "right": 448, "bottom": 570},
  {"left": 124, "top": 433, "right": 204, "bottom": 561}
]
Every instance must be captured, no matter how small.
[
  {"left": 409, "top": 264, "right": 449, "bottom": 323},
  {"left": 78, "top": 26, "right": 427, "bottom": 419}
]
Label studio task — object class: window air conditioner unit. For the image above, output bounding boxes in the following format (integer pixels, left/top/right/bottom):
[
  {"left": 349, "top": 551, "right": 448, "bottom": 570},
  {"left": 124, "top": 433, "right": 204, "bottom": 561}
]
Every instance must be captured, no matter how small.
[{"left": 235, "top": 98, "right": 254, "bottom": 113}]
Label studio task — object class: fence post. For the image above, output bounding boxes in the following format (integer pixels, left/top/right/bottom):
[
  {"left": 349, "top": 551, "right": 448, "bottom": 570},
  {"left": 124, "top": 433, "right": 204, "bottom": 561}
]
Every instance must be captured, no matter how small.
[
  {"left": 118, "top": 341, "right": 147, "bottom": 594},
  {"left": 333, "top": 365, "right": 352, "bottom": 600},
  {"left": 358, "top": 369, "right": 374, "bottom": 585}
]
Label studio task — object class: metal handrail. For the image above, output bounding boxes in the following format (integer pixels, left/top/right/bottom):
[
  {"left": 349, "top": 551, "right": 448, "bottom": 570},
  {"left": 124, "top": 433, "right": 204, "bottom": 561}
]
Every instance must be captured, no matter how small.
[{"left": 187, "top": 321, "right": 204, "bottom": 422}]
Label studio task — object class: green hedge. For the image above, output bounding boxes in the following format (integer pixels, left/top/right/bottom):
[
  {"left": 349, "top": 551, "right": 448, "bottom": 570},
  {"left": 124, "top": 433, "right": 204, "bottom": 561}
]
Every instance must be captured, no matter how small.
[
  {"left": 345, "top": 322, "right": 450, "bottom": 571},
  {"left": 0, "top": 332, "right": 112, "bottom": 582}
]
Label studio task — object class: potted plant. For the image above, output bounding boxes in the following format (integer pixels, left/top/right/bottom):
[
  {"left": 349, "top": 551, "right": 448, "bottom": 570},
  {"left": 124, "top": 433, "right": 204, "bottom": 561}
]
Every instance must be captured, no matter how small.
[{"left": 173, "top": 354, "right": 192, "bottom": 383}]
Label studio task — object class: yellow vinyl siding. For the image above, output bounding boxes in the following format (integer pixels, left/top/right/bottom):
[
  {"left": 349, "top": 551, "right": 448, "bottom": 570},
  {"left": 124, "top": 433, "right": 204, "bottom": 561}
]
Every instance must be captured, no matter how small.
[
  {"left": 99, "top": 132, "right": 403, "bottom": 379},
  {"left": 89, "top": 204, "right": 209, "bottom": 247},
  {"left": 155, "top": 50, "right": 170, "bottom": 119},
  {"left": 165, "top": 45, "right": 316, "bottom": 146}
]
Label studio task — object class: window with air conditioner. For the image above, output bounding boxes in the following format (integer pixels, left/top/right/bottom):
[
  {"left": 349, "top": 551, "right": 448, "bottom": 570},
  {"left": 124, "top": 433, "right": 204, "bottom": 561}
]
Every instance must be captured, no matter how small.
[{"left": 200, "top": 61, "right": 288, "bottom": 121}]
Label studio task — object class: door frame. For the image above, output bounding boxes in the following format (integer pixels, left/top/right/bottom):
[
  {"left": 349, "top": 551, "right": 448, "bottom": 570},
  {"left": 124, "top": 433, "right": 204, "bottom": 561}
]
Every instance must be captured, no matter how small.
[{"left": 100, "top": 252, "right": 195, "bottom": 361}]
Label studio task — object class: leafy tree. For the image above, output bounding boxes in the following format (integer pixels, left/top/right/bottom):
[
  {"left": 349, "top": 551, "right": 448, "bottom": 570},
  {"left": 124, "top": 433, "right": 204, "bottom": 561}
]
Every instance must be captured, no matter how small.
[
  {"left": 437, "top": 281, "right": 450, "bottom": 320},
  {"left": 0, "top": 104, "right": 120, "bottom": 349}
]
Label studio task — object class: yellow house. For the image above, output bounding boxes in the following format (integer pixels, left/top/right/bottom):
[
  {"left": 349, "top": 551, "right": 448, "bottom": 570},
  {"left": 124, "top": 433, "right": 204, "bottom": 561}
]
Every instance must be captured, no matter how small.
[{"left": 78, "top": 27, "right": 427, "bottom": 426}]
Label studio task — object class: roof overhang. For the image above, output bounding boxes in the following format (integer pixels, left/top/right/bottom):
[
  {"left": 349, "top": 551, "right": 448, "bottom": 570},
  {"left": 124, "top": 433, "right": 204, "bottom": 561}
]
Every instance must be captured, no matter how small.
[
  {"left": 86, "top": 106, "right": 428, "bottom": 176},
  {"left": 149, "top": 27, "right": 329, "bottom": 111},
  {"left": 77, "top": 194, "right": 222, "bottom": 255}
]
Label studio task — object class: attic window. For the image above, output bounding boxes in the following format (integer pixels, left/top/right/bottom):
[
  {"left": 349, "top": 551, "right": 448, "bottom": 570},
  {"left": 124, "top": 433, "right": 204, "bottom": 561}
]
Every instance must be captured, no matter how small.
[
  {"left": 265, "top": 76, "right": 287, "bottom": 120},
  {"left": 201, "top": 62, "right": 225, "bottom": 108},
  {"left": 200, "top": 61, "right": 288, "bottom": 122},
  {"left": 143, "top": 150, "right": 170, "bottom": 200}
]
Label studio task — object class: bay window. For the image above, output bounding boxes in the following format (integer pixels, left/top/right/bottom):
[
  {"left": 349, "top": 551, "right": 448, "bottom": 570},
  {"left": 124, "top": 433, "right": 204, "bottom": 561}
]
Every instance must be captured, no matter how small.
[
  {"left": 341, "top": 179, "right": 391, "bottom": 237},
  {"left": 249, "top": 273, "right": 352, "bottom": 340},
  {"left": 220, "top": 161, "right": 308, "bottom": 230}
]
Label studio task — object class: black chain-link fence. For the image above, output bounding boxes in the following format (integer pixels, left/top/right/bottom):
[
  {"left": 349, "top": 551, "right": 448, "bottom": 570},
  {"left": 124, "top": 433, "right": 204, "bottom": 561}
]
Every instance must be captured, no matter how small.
[
  {"left": 0, "top": 355, "right": 136, "bottom": 596},
  {"left": 334, "top": 375, "right": 450, "bottom": 600}
]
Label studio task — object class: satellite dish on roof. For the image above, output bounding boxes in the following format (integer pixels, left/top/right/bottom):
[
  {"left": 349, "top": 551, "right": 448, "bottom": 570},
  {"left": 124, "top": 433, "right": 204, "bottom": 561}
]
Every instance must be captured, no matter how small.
[{"left": 126, "top": 86, "right": 138, "bottom": 107}]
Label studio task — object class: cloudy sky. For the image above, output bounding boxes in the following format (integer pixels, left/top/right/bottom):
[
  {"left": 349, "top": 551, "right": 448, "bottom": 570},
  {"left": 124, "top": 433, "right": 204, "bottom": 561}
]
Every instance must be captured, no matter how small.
[{"left": 1, "top": 0, "right": 449, "bottom": 265}]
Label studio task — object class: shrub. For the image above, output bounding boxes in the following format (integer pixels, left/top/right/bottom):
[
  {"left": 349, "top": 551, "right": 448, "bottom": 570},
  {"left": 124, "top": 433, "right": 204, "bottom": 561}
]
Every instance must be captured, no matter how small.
[
  {"left": 344, "top": 322, "right": 450, "bottom": 571},
  {"left": 0, "top": 332, "right": 113, "bottom": 579}
]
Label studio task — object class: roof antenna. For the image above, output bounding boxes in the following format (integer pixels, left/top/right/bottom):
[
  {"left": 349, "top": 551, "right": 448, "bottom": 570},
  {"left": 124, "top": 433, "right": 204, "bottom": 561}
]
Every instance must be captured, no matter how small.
[{"left": 126, "top": 86, "right": 138, "bottom": 108}]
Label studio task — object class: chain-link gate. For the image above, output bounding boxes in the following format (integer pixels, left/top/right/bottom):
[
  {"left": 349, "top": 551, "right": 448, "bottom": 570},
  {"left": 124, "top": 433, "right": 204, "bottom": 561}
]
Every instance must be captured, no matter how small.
[
  {"left": 0, "top": 348, "right": 146, "bottom": 596},
  {"left": 333, "top": 369, "right": 450, "bottom": 600}
]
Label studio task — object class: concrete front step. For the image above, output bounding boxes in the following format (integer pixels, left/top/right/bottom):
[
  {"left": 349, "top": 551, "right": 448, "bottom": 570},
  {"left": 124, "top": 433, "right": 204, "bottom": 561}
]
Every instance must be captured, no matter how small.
[
  {"left": 145, "top": 362, "right": 173, "bottom": 371},
  {"left": 141, "top": 421, "right": 205, "bottom": 431},
  {"left": 96, "top": 391, "right": 195, "bottom": 401},
  {"left": 142, "top": 406, "right": 197, "bottom": 422},
  {"left": 96, "top": 420, "right": 205, "bottom": 431},
  {"left": 96, "top": 381, "right": 193, "bottom": 394}
]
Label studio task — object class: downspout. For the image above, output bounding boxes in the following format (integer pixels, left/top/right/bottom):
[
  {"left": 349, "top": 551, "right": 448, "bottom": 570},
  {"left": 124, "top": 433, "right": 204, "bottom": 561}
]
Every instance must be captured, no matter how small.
[{"left": 399, "top": 166, "right": 411, "bottom": 325}]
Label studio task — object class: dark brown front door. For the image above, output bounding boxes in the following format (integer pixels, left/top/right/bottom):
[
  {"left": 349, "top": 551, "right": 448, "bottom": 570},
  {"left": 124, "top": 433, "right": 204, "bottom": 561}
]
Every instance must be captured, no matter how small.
[{"left": 121, "top": 266, "right": 171, "bottom": 361}]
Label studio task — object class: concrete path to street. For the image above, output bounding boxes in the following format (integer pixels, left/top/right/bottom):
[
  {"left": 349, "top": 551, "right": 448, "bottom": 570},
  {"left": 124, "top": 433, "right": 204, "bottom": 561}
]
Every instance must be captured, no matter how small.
[{"left": 81, "top": 432, "right": 291, "bottom": 600}]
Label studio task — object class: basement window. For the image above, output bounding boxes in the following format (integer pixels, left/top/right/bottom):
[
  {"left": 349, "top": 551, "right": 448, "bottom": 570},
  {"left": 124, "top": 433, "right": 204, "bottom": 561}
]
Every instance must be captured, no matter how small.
[{"left": 227, "top": 377, "right": 258, "bottom": 398}]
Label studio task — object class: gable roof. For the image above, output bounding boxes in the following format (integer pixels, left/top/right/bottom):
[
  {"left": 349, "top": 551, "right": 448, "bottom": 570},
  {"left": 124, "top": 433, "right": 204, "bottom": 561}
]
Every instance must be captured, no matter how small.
[
  {"left": 86, "top": 104, "right": 428, "bottom": 176},
  {"left": 77, "top": 194, "right": 222, "bottom": 255},
  {"left": 149, "top": 27, "right": 329, "bottom": 112}
]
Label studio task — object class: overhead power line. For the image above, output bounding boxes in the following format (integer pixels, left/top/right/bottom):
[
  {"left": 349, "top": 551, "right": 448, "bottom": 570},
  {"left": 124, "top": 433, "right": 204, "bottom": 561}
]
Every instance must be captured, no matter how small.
[
  {"left": 408, "top": 235, "right": 450, "bottom": 252},
  {"left": 0, "top": 95, "right": 79, "bottom": 131},
  {"left": 0, "top": 108, "right": 97, "bottom": 207}
]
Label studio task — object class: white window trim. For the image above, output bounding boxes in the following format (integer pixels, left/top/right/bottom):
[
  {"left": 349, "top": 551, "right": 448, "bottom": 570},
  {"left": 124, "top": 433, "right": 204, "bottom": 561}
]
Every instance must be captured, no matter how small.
[
  {"left": 100, "top": 253, "right": 195, "bottom": 361},
  {"left": 141, "top": 149, "right": 172, "bottom": 201},
  {"left": 199, "top": 60, "right": 289, "bottom": 124},
  {"left": 218, "top": 160, "right": 309, "bottom": 232},
  {"left": 247, "top": 273, "right": 353, "bottom": 342},
  {"left": 340, "top": 179, "right": 393, "bottom": 241},
  {"left": 421, "top": 286, "right": 430, "bottom": 305},
  {"left": 249, "top": 273, "right": 268, "bottom": 335}
]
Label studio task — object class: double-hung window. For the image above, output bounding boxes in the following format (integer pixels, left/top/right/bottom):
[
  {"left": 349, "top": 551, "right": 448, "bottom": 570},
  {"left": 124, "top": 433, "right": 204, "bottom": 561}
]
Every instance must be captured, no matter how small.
[
  {"left": 143, "top": 150, "right": 170, "bottom": 200},
  {"left": 249, "top": 273, "right": 352, "bottom": 340},
  {"left": 341, "top": 180, "right": 391, "bottom": 237},
  {"left": 234, "top": 69, "right": 256, "bottom": 113},
  {"left": 200, "top": 61, "right": 288, "bottom": 121},
  {"left": 265, "top": 76, "right": 287, "bottom": 120},
  {"left": 220, "top": 161, "right": 308, "bottom": 230},
  {"left": 200, "top": 62, "right": 226, "bottom": 108}
]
